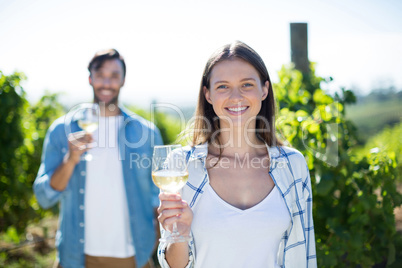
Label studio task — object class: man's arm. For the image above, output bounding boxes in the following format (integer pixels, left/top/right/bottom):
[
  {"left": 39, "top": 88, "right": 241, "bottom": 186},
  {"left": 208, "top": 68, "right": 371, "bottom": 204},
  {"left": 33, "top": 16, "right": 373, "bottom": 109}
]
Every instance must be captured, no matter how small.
[
  {"left": 50, "top": 132, "right": 92, "bottom": 191},
  {"left": 33, "top": 129, "right": 91, "bottom": 208}
]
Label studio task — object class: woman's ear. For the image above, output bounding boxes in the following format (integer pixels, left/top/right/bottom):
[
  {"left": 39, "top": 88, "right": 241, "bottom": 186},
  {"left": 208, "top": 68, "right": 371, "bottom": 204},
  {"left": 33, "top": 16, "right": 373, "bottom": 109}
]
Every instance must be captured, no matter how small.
[
  {"left": 203, "top": 86, "right": 212, "bottom": 104},
  {"left": 261, "top": 81, "right": 269, "bottom": 100}
]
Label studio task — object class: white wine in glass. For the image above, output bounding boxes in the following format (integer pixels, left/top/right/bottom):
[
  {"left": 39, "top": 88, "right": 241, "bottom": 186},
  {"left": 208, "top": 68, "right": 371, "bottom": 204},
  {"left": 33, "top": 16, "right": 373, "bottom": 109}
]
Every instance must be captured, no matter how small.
[
  {"left": 152, "top": 170, "right": 189, "bottom": 193},
  {"left": 78, "top": 121, "right": 98, "bottom": 134},
  {"left": 152, "top": 145, "right": 190, "bottom": 243},
  {"left": 72, "top": 103, "right": 99, "bottom": 161}
]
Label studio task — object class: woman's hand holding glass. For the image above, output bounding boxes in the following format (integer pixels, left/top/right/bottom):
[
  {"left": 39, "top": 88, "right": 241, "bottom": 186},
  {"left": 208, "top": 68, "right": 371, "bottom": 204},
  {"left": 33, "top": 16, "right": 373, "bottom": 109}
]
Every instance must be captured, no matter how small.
[
  {"left": 157, "top": 192, "right": 193, "bottom": 241},
  {"left": 152, "top": 145, "right": 192, "bottom": 243}
]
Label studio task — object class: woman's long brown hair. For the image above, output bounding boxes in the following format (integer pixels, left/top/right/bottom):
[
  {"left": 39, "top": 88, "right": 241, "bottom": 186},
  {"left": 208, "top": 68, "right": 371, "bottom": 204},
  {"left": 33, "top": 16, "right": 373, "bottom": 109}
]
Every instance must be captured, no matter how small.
[{"left": 192, "top": 41, "right": 283, "bottom": 151}]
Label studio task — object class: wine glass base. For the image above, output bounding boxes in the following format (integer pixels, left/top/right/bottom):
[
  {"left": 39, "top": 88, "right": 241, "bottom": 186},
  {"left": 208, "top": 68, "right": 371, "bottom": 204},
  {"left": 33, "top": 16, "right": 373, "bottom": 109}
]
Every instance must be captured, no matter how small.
[
  {"left": 84, "top": 154, "right": 93, "bottom": 161},
  {"left": 80, "top": 153, "right": 93, "bottom": 161},
  {"left": 159, "top": 235, "right": 191, "bottom": 244}
]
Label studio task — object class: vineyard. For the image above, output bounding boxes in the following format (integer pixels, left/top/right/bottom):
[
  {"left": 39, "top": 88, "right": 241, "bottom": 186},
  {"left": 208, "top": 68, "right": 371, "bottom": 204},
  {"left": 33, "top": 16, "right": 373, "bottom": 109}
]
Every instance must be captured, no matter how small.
[{"left": 1, "top": 66, "right": 402, "bottom": 267}]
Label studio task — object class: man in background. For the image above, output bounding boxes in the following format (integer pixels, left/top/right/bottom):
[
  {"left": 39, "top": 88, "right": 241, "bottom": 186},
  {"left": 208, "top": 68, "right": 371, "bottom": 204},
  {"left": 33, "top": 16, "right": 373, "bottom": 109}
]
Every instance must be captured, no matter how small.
[{"left": 34, "top": 49, "right": 162, "bottom": 268}]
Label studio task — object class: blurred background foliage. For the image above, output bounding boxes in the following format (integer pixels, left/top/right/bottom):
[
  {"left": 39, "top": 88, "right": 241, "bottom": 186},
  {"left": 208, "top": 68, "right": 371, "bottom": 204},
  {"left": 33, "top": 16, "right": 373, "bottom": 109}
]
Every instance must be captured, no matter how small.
[
  {"left": 274, "top": 65, "right": 402, "bottom": 267},
  {"left": 1, "top": 65, "right": 401, "bottom": 267},
  {"left": 1, "top": 72, "right": 63, "bottom": 237},
  {"left": 345, "top": 88, "right": 402, "bottom": 144}
]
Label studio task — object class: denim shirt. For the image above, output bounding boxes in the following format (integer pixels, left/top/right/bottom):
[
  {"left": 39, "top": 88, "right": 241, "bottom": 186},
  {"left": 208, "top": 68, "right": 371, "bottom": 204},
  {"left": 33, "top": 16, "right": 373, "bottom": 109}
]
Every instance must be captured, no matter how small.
[
  {"left": 34, "top": 106, "right": 163, "bottom": 268},
  {"left": 158, "top": 144, "right": 317, "bottom": 268}
]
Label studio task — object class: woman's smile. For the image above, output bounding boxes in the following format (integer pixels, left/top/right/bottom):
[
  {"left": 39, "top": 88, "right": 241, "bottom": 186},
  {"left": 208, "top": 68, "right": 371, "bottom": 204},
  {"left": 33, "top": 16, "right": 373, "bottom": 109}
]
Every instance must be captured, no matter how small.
[{"left": 225, "top": 106, "right": 249, "bottom": 115}]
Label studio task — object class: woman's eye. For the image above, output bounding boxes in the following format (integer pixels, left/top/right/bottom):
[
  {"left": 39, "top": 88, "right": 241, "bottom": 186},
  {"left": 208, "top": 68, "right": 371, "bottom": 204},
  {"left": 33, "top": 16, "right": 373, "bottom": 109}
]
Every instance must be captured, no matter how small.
[
  {"left": 217, "top": 85, "right": 228, "bottom": 89},
  {"left": 243, "top": 83, "right": 253, "bottom": 87}
]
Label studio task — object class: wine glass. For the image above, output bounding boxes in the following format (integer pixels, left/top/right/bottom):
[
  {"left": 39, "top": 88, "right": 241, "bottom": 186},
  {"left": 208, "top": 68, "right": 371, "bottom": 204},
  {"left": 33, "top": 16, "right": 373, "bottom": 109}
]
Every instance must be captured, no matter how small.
[
  {"left": 152, "top": 145, "right": 190, "bottom": 243},
  {"left": 71, "top": 103, "right": 99, "bottom": 161}
]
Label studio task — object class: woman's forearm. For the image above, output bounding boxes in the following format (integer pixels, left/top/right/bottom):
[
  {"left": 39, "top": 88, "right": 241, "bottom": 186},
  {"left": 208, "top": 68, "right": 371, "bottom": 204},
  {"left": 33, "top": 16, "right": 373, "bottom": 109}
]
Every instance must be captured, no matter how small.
[{"left": 165, "top": 242, "right": 190, "bottom": 268}]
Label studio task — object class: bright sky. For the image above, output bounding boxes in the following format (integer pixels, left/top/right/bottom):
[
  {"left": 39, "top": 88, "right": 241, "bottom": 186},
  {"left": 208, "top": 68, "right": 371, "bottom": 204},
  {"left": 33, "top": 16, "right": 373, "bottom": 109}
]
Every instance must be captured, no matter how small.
[{"left": 1, "top": 0, "right": 401, "bottom": 108}]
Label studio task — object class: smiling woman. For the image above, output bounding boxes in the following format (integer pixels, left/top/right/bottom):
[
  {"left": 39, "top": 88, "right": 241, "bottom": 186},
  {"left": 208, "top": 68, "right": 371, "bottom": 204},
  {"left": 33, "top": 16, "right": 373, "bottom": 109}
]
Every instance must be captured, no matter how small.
[{"left": 156, "top": 41, "right": 317, "bottom": 268}]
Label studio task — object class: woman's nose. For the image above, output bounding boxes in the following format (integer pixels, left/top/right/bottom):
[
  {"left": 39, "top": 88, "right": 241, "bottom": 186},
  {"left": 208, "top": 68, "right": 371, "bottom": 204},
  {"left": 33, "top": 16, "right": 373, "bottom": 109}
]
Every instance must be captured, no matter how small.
[{"left": 229, "top": 88, "right": 243, "bottom": 103}]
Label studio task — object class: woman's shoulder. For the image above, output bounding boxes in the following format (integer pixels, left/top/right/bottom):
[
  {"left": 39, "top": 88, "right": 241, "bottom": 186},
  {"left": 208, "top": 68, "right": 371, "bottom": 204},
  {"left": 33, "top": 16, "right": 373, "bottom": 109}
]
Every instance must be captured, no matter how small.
[
  {"left": 271, "top": 145, "right": 307, "bottom": 167},
  {"left": 182, "top": 143, "right": 208, "bottom": 161},
  {"left": 273, "top": 145, "right": 309, "bottom": 178},
  {"left": 275, "top": 145, "right": 304, "bottom": 158}
]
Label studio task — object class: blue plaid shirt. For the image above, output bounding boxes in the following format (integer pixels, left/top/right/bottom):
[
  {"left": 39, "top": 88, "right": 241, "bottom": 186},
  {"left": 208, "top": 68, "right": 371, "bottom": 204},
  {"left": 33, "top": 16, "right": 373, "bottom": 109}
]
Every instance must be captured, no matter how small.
[{"left": 158, "top": 143, "right": 317, "bottom": 268}]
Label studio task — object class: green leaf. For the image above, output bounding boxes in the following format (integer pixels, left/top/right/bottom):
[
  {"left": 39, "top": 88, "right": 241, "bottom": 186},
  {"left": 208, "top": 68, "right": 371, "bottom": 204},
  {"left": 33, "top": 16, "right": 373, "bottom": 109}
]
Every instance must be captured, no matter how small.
[
  {"left": 316, "top": 175, "right": 335, "bottom": 196},
  {"left": 387, "top": 242, "right": 396, "bottom": 265},
  {"left": 5, "top": 226, "right": 20, "bottom": 244}
]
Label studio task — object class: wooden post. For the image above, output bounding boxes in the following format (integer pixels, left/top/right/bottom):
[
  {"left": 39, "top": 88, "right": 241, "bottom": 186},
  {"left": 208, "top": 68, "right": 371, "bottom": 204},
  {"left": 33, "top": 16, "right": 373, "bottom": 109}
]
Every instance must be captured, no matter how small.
[{"left": 290, "top": 23, "right": 309, "bottom": 73}]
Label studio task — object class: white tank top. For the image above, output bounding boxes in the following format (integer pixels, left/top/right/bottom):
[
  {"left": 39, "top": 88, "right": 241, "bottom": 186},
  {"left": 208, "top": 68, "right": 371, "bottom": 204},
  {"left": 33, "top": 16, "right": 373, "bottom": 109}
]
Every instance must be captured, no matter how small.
[
  {"left": 85, "top": 115, "right": 135, "bottom": 258},
  {"left": 191, "top": 183, "right": 290, "bottom": 268}
]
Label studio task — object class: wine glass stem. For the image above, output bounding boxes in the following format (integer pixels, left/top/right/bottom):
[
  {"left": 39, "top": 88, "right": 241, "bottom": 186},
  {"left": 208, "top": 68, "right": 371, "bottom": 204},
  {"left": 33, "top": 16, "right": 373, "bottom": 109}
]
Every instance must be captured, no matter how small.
[
  {"left": 172, "top": 222, "right": 179, "bottom": 236},
  {"left": 82, "top": 131, "right": 93, "bottom": 161}
]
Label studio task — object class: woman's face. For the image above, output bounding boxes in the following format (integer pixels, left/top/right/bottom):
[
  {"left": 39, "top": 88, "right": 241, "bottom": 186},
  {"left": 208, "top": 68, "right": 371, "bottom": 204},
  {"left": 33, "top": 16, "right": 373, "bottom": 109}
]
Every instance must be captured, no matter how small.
[{"left": 204, "top": 58, "right": 269, "bottom": 129}]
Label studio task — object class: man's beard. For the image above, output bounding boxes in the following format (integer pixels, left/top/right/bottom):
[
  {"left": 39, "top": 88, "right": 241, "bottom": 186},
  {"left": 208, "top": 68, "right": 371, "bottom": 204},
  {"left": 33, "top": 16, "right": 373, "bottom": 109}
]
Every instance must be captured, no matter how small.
[{"left": 93, "top": 93, "right": 119, "bottom": 106}]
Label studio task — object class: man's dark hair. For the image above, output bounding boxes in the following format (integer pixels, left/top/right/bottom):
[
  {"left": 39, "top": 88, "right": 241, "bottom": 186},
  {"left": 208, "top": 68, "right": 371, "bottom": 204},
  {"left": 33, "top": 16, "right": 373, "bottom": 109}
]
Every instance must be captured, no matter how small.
[{"left": 88, "top": 48, "right": 126, "bottom": 77}]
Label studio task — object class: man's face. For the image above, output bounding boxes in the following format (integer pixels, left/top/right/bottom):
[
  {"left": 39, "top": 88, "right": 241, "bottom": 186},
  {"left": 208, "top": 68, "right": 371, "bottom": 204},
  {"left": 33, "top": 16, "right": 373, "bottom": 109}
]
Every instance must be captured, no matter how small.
[{"left": 89, "top": 59, "right": 125, "bottom": 105}]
